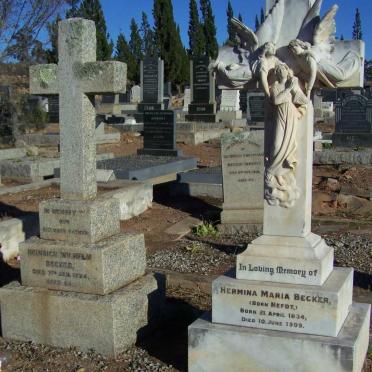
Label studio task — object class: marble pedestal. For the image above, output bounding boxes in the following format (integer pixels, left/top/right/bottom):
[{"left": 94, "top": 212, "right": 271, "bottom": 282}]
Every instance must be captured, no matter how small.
[{"left": 189, "top": 303, "right": 370, "bottom": 372}]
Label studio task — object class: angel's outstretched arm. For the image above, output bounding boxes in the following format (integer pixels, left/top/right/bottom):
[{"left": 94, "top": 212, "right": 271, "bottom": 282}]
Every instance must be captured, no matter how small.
[{"left": 305, "top": 55, "right": 317, "bottom": 97}]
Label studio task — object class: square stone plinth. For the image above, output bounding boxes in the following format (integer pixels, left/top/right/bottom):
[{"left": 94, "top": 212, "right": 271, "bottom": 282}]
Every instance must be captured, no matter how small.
[
  {"left": 20, "top": 233, "right": 145, "bottom": 295},
  {"left": 0, "top": 274, "right": 161, "bottom": 357},
  {"left": 212, "top": 268, "right": 353, "bottom": 337},
  {"left": 189, "top": 303, "right": 370, "bottom": 372},
  {"left": 237, "top": 233, "right": 334, "bottom": 285},
  {"left": 39, "top": 197, "right": 120, "bottom": 243}
]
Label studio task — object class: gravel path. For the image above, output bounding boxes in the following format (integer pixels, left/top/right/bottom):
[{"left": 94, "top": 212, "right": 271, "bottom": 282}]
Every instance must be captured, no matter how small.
[
  {"left": 147, "top": 240, "right": 235, "bottom": 275},
  {"left": 324, "top": 232, "right": 371, "bottom": 275}
]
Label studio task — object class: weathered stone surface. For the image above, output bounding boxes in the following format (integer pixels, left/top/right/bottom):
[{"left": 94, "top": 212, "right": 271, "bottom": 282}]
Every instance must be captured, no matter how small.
[
  {"left": 39, "top": 197, "right": 120, "bottom": 244},
  {"left": 183, "top": 88, "right": 191, "bottom": 112},
  {"left": 237, "top": 233, "right": 334, "bottom": 286},
  {"left": 189, "top": 303, "right": 370, "bottom": 372},
  {"left": 220, "top": 131, "right": 264, "bottom": 227},
  {"left": 0, "top": 148, "right": 27, "bottom": 160},
  {"left": 212, "top": 268, "right": 353, "bottom": 337},
  {"left": 177, "top": 128, "right": 229, "bottom": 146},
  {"left": 20, "top": 233, "right": 145, "bottom": 295},
  {"left": 0, "top": 274, "right": 161, "bottom": 357},
  {"left": 30, "top": 18, "right": 127, "bottom": 201},
  {"left": 102, "top": 181, "right": 153, "bottom": 220},
  {"left": 313, "top": 150, "right": 372, "bottom": 165}
]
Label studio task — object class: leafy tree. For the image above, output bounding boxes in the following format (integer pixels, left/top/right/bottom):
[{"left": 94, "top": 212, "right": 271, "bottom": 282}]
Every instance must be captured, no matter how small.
[
  {"left": 260, "top": 7, "right": 265, "bottom": 24},
  {"left": 115, "top": 32, "right": 138, "bottom": 84},
  {"left": 188, "top": 0, "right": 205, "bottom": 57},
  {"left": 200, "top": 0, "right": 218, "bottom": 59},
  {"left": 226, "top": 0, "right": 235, "bottom": 44},
  {"left": 352, "top": 8, "right": 362, "bottom": 40},
  {"left": 0, "top": 0, "right": 65, "bottom": 62},
  {"left": 255, "top": 15, "right": 260, "bottom": 32},
  {"left": 140, "top": 12, "right": 156, "bottom": 57},
  {"left": 153, "top": 0, "right": 188, "bottom": 89},
  {"left": 78, "top": 0, "right": 113, "bottom": 60},
  {"left": 129, "top": 18, "right": 143, "bottom": 63}
]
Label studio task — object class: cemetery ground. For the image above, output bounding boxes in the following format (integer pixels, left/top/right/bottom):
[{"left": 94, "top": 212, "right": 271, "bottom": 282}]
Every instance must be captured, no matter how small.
[{"left": 0, "top": 132, "right": 371, "bottom": 371}]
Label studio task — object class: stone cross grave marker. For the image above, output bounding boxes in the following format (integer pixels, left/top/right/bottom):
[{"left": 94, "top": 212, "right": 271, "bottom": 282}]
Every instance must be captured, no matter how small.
[{"left": 30, "top": 18, "right": 126, "bottom": 201}]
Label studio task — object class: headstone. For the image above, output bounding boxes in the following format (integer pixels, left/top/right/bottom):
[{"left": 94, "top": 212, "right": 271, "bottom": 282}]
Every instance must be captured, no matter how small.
[
  {"left": 239, "top": 90, "right": 247, "bottom": 113},
  {"left": 219, "top": 131, "right": 264, "bottom": 233},
  {"left": 333, "top": 94, "right": 372, "bottom": 147},
  {"left": 0, "top": 18, "right": 160, "bottom": 357},
  {"left": 246, "top": 92, "right": 265, "bottom": 123},
  {"left": 48, "top": 95, "right": 59, "bottom": 122},
  {"left": 130, "top": 85, "right": 141, "bottom": 103},
  {"left": 137, "top": 110, "right": 180, "bottom": 156},
  {"left": 186, "top": 55, "right": 217, "bottom": 122},
  {"left": 137, "top": 57, "right": 164, "bottom": 113},
  {"left": 217, "top": 90, "right": 243, "bottom": 121},
  {"left": 313, "top": 89, "right": 323, "bottom": 119},
  {"left": 183, "top": 88, "right": 191, "bottom": 112}
]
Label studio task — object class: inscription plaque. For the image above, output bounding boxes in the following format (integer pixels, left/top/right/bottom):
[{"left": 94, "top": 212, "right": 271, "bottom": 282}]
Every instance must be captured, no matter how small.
[
  {"left": 192, "top": 55, "right": 210, "bottom": 103},
  {"left": 141, "top": 57, "right": 163, "bottom": 103},
  {"left": 247, "top": 92, "right": 265, "bottom": 122}
]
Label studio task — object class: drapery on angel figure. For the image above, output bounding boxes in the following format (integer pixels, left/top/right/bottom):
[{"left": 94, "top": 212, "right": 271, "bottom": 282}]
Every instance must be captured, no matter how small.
[
  {"left": 288, "top": 4, "right": 361, "bottom": 97},
  {"left": 264, "top": 63, "right": 308, "bottom": 208}
]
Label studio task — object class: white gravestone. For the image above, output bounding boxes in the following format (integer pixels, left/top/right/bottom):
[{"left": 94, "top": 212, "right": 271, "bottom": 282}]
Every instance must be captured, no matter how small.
[
  {"left": 218, "top": 90, "right": 242, "bottom": 121},
  {"left": 130, "top": 85, "right": 141, "bottom": 103},
  {"left": 219, "top": 131, "right": 264, "bottom": 233},
  {"left": 183, "top": 88, "right": 191, "bottom": 112}
]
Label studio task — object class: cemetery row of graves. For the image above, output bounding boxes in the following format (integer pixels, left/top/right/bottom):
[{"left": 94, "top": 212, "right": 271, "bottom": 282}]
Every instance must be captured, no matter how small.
[{"left": 0, "top": 9, "right": 370, "bottom": 372}]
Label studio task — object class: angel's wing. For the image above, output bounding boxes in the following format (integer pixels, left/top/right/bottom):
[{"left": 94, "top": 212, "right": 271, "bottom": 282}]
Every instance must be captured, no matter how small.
[
  {"left": 297, "top": 0, "right": 323, "bottom": 43},
  {"left": 255, "top": 0, "right": 285, "bottom": 47},
  {"left": 313, "top": 4, "right": 338, "bottom": 46},
  {"left": 231, "top": 17, "right": 258, "bottom": 52}
]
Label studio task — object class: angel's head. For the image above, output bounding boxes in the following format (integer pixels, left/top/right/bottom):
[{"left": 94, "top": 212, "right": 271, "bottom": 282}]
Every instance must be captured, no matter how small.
[
  {"left": 288, "top": 39, "right": 312, "bottom": 56},
  {"left": 262, "top": 42, "right": 276, "bottom": 57},
  {"left": 275, "top": 63, "right": 292, "bottom": 83}
]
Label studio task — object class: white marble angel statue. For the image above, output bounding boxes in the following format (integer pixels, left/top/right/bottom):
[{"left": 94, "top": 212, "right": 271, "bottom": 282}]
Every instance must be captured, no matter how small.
[{"left": 210, "top": 0, "right": 363, "bottom": 95}]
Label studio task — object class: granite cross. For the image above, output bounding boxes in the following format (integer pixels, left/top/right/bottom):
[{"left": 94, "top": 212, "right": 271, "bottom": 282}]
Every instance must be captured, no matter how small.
[{"left": 30, "top": 18, "right": 127, "bottom": 201}]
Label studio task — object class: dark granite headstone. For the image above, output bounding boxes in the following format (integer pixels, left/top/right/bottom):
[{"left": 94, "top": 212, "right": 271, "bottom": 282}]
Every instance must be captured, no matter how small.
[
  {"left": 118, "top": 92, "right": 130, "bottom": 104},
  {"left": 240, "top": 90, "right": 247, "bottom": 113},
  {"left": 101, "top": 94, "right": 116, "bottom": 104},
  {"left": 48, "top": 95, "right": 59, "bottom": 122},
  {"left": 186, "top": 56, "right": 216, "bottom": 122},
  {"left": 137, "top": 110, "right": 181, "bottom": 156},
  {"left": 247, "top": 92, "right": 265, "bottom": 123},
  {"left": 321, "top": 89, "right": 337, "bottom": 104},
  {"left": 333, "top": 94, "right": 372, "bottom": 147}
]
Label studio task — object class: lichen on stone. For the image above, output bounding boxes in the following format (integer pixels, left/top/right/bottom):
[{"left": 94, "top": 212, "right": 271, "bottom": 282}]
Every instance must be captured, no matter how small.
[
  {"left": 38, "top": 65, "right": 57, "bottom": 89},
  {"left": 73, "top": 62, "right": 105, "bottom": 81}
]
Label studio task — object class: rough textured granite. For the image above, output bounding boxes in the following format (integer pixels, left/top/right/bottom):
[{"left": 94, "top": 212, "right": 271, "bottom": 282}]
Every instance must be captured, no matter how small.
[
  {"left": 20, "top": 233, "right": 146, "bottom": 295},
  {"left": 189, "top": 303, "right": 370, "bottom": 372},
  {"left": 39, "top": 197, "right": 120, "bottom": 244},
  {"left": 0, "top": 274, "right": 161, "bottom": 357}
]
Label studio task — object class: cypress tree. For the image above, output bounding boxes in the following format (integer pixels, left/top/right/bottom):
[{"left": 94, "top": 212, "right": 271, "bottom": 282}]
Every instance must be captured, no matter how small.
[
  {"left": 78, "top": 0, "right": 113, "bottom": 60},
  {"left": 115, "top": 33, "right": 137, "bottom": 84},
  {"left": 238, "top": 13, "right": 243, "bottom": 22},
  {"left": 255, "top": 15, "right": 260, "bottom": 32},
  {"left": 140, "top": 12, "right": 156, "bottom": 57},
  {"left": 153, "top": 0, "right": 189, "bottom": 88},
  {"left": 352, "top": 8, "right": 362, "bottom": 40},
  {"left": 260, "top": 7, "right": 265, "bottom": 24},
  {"left": 226, "top": 0, "right": 235, "bottom": 44},
  {"left": 66, "top": 0, "right": 81, "bottom": 18},
  {"left": 340, "top": 34, "right": 344, "bottom": 41},
  {"left": 188, "top": 0, "right": 205, "bottom": 57},
  {"left": 200, "top": 0, "right": 218, "bottom": 59},
  {"left": 129, "top": 18, "right": 143, "bottom": 62}
]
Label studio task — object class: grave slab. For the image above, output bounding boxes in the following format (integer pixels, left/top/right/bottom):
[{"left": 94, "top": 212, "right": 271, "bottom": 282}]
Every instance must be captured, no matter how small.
[
  {"left": 189, "top": 303, "right": 370, "bottom": 372},
  {"left": 98, "top": 155, "right": 197, "bottom": 182},
  {"left": 212, "top": 267, "right": 353, "bottom": 337},
  {"left": 39, "top": 197, "right": 120, "bottom": 244},
  {"left": 20, "top": 233, "right": 145, "bottom": 295},
  {"left": 0, "top": 274, "right": 161, "bottom": 357}
]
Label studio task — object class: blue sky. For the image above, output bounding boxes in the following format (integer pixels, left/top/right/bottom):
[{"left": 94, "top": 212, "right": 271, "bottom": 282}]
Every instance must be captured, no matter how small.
[{"left": 99, "top": 0, "right": 371, "bottom": 59}]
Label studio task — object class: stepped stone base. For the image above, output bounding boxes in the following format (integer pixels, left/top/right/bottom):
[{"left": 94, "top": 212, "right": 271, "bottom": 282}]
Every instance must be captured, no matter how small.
[
  {"left": 189, "top": 303, "right": 370, "bottom": 372},
  {"left": 20, "top": 233, "right": 146, "bottom": 295},
  {"left": 212, "top": 268, "right": 353, "bottom": 337},
  {"left": 237, "top": 233, "right": 334, "bottom": 285},
  {"left": 39, "top": 197, "right": 120, "bottom": 244},
  {"left": 0, "top": 274, "right": 162, "bottom": 357}
]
